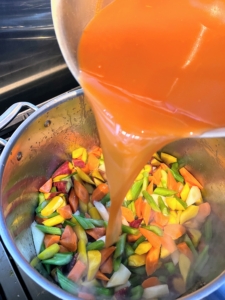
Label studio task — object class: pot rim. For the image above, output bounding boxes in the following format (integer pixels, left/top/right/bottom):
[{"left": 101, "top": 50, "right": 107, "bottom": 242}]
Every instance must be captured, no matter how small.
[{"left": 0, "top": 87, "right": 225, "bottom": 299}]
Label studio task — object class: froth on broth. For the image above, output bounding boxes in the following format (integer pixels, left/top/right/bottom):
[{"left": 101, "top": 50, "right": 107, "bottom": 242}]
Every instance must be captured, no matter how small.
[{"left": 77, "top": 0, "right": 225, "bottom": 246}]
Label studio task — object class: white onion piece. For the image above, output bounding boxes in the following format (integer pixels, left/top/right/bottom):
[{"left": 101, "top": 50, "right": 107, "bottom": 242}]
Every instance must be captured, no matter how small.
[
  {"left": 171, "top": 250, "right": 180, "bottom": 265},
  {"left": 143, "top": 284, "right": 169, "bottom": 299},
  {"left": 97, "top": 235, "right": 106, "bottom": 243},
  {"left": 106, "top": 264, "right": 131, "bottom": 288},
  {"left": 31, "top": 221, "right": 44, "bottom": 255},
  {"left": 114, "top": 281, "right": 131, "bottom": 292},
  {"left": 93, "top": 201, "right": 109, "bottom": 221},
  {"left": 186, "top": 186, "right": 202, "bottom": 206}
]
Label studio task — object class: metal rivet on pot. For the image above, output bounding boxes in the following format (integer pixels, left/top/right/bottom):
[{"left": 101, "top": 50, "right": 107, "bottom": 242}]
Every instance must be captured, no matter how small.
[
  {"left": 44, "top": 120, "right": 51, "bottom": 127},
  {"left": 17, "top": 152, "right": 22, "bottom": 161}
]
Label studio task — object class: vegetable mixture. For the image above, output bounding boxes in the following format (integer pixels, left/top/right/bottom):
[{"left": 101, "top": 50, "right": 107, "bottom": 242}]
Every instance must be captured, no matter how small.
[{"left": 31, "top": 145, "right": 212, "bottom": 300}]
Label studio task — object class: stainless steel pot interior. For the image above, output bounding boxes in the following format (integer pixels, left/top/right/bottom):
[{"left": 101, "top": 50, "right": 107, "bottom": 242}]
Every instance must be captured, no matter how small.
[{"left": 1, "top": 89, "right": 225, "bottom": 299}]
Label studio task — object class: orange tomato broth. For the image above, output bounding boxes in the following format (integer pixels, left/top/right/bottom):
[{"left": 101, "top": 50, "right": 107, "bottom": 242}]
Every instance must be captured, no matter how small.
[{"left": 77, "top": 0, "right": 225, "bottom": 247}]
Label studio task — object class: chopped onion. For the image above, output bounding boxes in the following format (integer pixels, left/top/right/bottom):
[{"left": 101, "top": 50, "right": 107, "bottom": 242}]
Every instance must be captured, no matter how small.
[
  {"left": 115, "top": 281, "right": 131, "bottom": 292},
  {"left": 186, "top": 186, "right": 202, "bottom": 206},
  {"left": 31, "top": 221, "right": 44, "bottom": 255},
  {"left": 106, "top": 264, "right": 131, "bottom": 288},
  {"left": 143, "top": 284, "right": 169, "bottom": 299},
  {"left": 93, "top": 201, "right": 109, "bottom": 221},
  {"left": 171, "top": 250, "right": 180, "bottom": 265}
]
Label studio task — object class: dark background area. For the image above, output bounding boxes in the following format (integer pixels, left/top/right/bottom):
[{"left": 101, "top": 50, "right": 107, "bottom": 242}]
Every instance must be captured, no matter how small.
[{"left": 0, "top": 0, "right": 78, "bottom": 115}]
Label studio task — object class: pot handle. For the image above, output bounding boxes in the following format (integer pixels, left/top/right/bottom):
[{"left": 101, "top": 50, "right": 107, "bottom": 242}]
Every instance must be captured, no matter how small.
[{"left": 0, "top": 102, "right": 38, "bottom": 131}]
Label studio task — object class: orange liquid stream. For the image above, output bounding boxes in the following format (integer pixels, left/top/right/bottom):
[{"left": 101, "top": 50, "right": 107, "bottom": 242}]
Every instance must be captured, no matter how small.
[{"left": 78, "top": 0, "right": 225, "bottom": 246}]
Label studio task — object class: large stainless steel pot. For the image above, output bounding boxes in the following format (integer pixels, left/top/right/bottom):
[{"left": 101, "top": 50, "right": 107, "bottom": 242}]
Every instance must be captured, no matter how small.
[{"left": 1, "top": 88, "right": 225, "bottom": 299}]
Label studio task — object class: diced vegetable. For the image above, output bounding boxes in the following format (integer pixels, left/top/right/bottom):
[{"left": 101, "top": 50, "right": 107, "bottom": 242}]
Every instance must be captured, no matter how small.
[
  {"left": 31, "top": 221, "right": 45, "bottom": 255},
  {"left": 106, "top": 264, "right": 131, "bottom": 288},
  {"left": 142, "top": 284, "right": 169, "bottom": 299}
]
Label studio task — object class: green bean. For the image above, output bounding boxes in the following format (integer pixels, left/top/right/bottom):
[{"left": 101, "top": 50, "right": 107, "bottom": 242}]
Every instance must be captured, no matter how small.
[
  {"left": 86, "top": 240, "right": 105, "bottom": 251},
  {"left": 94, "top": 286, "right": 114, "bottom": 297},
  {"left": 36, "top": 212, "right": 59, "bottom": 219},
  {"left": 184, "top": 235, "right": 198, "bottom": 258},
  {"left": 57, "top": 269, "right": 79, "bottom": 296},
  {"left": 113, "top": 233, "right": 127, "bottom": 259},
  {"left": 158, "top": 196, "right": 170, "bottom": 216},
  {"left": 142, "top": 191, "right": 161, "bottom": 212},
  {"left": 100, "top": 193, "right": 110, "bottom": 205},
  {"left": 63, "top": 220, "right": 76, "bottom": 227},
  {"left": 73, "top": 215, "right": 95, "bottom": 230},
  {"left": 164, "top": 262, "right": 176, "bottom": 274},
  {"left": 125, "top": 243, "right": 135, "bottom": 257},
  {"left": 170, "top": 167, "right": 184, "bottom": 183},
  {"left": 35, "top": 200, "right": 48, "bottom": 213},
  {"left": 42, "top": 253, "right": 73, "bottom": 266},
  {"left": 153, "top": 187, "right": 177, "bottom": 197},
  {"left": 129, "top": 266, "right": 146, "bottom": 275},
  {"left": 142, "top": 225, "right": 163, "bottom": 236},
  {"left": 36, "top": 224, "right": 62, "bottom": 235},
  {"left": 122, "top": 224, "right": 139, "bottom": 235},
  {"left": 130, "top": 285, "right": 144, "bottom": 300},
  {"left": 204, "top": 218, "right": 212, "bottom": 243},
  {"left": 194, "top": 245, "right": 209, "bottom": 274},
  {"left": 38, "top": 193, "right": 45, "bottom": 205},
  {"left": 133, "top": 236, "right": 146, "bottom": 250},
  {"left": 113, "top": 256, "right": 122, "bottom": 272},
  {"left": 131, "top": 180, "right": 143, "bottom": 200},
  {"left": 88, "top": 219, "right": 107, "bottom": 227}
]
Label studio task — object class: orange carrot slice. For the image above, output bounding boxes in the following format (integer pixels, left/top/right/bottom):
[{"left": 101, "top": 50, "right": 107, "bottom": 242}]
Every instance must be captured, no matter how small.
[
  {"left": 78, "top": 292, "right": 95, "bottom": 300},
  {"left": 154, "top": 212, "right": 169, "bottom": 227},
  {"left": 139, "top": 228, "right": 162, "bottom": 248},
  {"left": 57, "top": 205, "right": 73, "bottom": 219},
  {"left": 141, "top": 201, "right": 151, "bottom": 225},
  {"left": 146, "top": 247, "right": 160, "bottom": 276},
  {"left": 179, "top": 167, "right": 203, "bottom": 190},
  {"left": 59, "top": 245, "right": 69, "bottom": 253},
  {"left": 127, "top": 232, "right": 142, "bottom": 243},
  {"left": 68, "top": 188, "right": 79, "bottom": 213},
  {"left": 74, "top": 180, "right": 89, "bottom": 204},
  {"left": 177, "top": 242, "right": 194, "bottom": 263},
  {"left": 81, "top": 164, "right": 90, "bottom": 174},
  {"left": 146, "top": 180, "right": 154, "bottom": 194},
  {"left": 91, "top": 183, "right": 109, "bottom": 202},
  {"left": 39, "top": 178, "right": 52, "bottom": 193},
  {"left": 142, "top": 276, "right": 160, "bottom": 289},
  {"left": 89, "top": 145, "right": 102, "bottom": 158},
  {"left": 88, "top": 153, "right": 99, "bottom": 171},
  {"left": 67, "top": 260, "right": 87, "bottom": 282},
  {"left": 44, "top": 234, "right": 60, "bottom": 248},
  {"left": 86, "top": 227, "right": 106, "bottom": 240},
  {"left": 100, "top": 256, "right": 113, "bottom": 274},
  {"left": 135, "top": 197, "right": 143, "bottom": 219},
  {"left": 160, "top": 163, "right": 169, "bottom": 171},
  {"left": 167, "top": 170, "right": 178, "bottom": 191},
  {"left": 164, "top": 224, "right": 186, "bottom": 240},
  {"left": 121, "top": 206, "right": 135, "bottom": 222},
  {"left": 160, "top": 233, "right": 177, "bottom": 254},
  {"left": 100, "top": 246, "right": 116, "bottom": 266},
  {"left": 60, "top": 225, "right": 77, "bottom": 252},
  {"left": 96, "top": 270, "right": 109, "bottom": 281}
]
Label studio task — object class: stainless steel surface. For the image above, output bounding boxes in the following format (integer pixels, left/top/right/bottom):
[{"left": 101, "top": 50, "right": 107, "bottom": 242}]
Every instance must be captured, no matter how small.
[
  {"left": 0, "top": 88, "right": 225, "bottom": 299},
  {"left": 0, "top": 102, "right": 38, "bottom": 130},
  {"left": 0, "top": 0, "right": 78, "bottom": 115}
]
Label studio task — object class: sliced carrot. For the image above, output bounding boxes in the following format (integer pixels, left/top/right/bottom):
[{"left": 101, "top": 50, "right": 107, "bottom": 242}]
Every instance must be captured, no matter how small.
[
  {"left": 86, "top": 227, "right": 106, "bottom": 240},
  {"left": 179, "top": 167, "right": 203, "bottom": 190},
  {"left": 96, "top": 270, "right": 109, "bottom": 281},
  {"left": 100, "top": 256, "right": 113, "bottom": 274},
  {"left": 57, "top": 205, "right": 73, "bottom": 219},
  {"left": 78, "top": 292, "right": 95, "bottom": 300},
  {"left": 146, "top": 247, "right": 160, "bottom": 276},
  {"left": 164, "top": 224, "right": 186, "bottom": 240},
  {"left": 176, "top": 182, "right": 184, "bottom": 197},
  {"left": 142, "top": 276, "right": 160, "bottom": 289},
  {"left": 146, "top": 180, "right": 154, "bottom": 194},
  {"left": 81, "top": 164, "right": 90, "bottom": 174},
  {"left": 68, "top": 188, "right": 79, "bottom": 213},
  {"left": 100, "top": 246, "right": 116, "bottom": 266},
  {"left": 59, "top": 245, "right": 70, "bottom": 253},
  {"left": 87, "top": 153, "right": 99, "bottom": 171},
  {"left": 195, "top": 202, "right": 211, "bottom": 223},
  {"left": 67, "top": 260, "right": 87, "bottom": 282},
  {"left": 121, "top": 206, "right": 135, "bottom": 222},
  {"left": 44, "top": 234, "right": 60, "bottom": 248},
  {"left": 141, "top": 201, "right": 151, "bottom": 225},
  {"left": 139, "top": 228, "right": 162, "bottom": 248},
  {"left": 60, "top": 225, "right": 77, "bottom": 252},
  {"left": 74, "top": 180, "right": 89, "bottom": 204},
  {"left": 177, "top": 242, "right": 194, "bottom": 263},
  {"left": 89, "top": 145, "right": 102, "bottom": 158},
  {"left": 135, "top": 197, "right": 143, "bottom": 219},
  {"left": 154, "top": 212, "right": 169, "bottom": 227},
  {"left": 39, "top": 178, "right": 52, "bottom": 193},
  {"left": 160, "top": 163, "right": 169, "bottom": 171},
  {"left": 127, "top": 232, "right": 142, "bottom": 243},
  {"left": 167, "top": 170, "right": 178, "bottom": 191},
  {"left": 152, "top": 166, "right": 162, "bottom": 185},
  {"left": 91, "top": 183, "right": 109, "bottom": 202},
  {"left": 160, "top": 233, "right": 177, "bottom": 254}
]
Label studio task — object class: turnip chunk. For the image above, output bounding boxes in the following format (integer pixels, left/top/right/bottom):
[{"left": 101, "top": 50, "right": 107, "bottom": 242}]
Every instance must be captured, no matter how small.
[
  {"left": 93, "top": 201, "right": 109, "bottom": 221},
  {"left": 31, "top": 221, "right": 44, "bottom": 255},
  {"left": 106, "top": 264, "right": 131, "bottom": 288},
  {"left": 186, "top": 186, "right": 202, "bottom": 206},
  {"left": 97, "top": 235, "right": 106, "bottom": 243},
  {"left": 143, "top": 284, "right": 169, "bottom": 299}
]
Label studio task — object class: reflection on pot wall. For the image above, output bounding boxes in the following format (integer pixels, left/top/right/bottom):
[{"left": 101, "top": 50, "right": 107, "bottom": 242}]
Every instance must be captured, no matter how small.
[{"left": 0, "top": 0, "right": 78, "bottom": 114}]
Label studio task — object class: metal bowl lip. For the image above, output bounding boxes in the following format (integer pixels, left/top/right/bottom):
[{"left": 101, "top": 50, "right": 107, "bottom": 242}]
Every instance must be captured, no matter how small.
[{"left": 0, "top": 87, "right": 225, "bottom": 299}]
